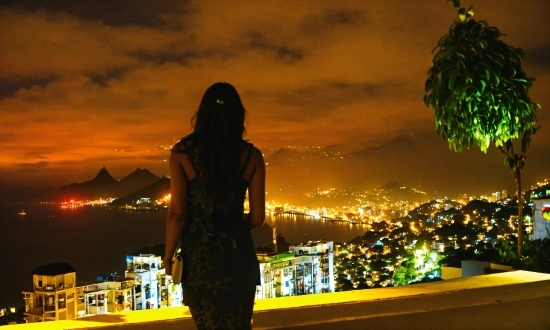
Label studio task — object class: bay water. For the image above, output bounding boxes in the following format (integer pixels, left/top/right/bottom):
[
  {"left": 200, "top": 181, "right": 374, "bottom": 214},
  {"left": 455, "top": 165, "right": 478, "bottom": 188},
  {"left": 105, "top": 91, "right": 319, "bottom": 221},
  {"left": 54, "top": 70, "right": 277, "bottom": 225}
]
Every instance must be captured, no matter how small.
[{"left": 0, "top": 203, "right": 368, "bottom": 307}]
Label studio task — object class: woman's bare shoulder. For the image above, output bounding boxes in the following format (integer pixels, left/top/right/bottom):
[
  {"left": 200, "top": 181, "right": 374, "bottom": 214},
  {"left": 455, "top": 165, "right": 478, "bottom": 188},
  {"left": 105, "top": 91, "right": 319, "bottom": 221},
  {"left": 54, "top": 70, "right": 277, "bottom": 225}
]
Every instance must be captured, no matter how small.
[
  {"left": 171, "top": 138, "right": 192, "bottom": 154},
  {"left": 249, "top": 145, "right": 264, "bottom": 166},
  {"left": 170, "top": 141, "right": 196, "bottom": 180}
]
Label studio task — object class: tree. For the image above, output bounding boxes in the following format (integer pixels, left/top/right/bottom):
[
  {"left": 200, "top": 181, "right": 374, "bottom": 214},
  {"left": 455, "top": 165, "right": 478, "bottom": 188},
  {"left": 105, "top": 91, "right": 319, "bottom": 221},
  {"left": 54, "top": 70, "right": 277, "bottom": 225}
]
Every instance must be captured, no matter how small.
[
  {"left": 495, "top": 238, "right": 517, "bottom": 265},
  {"left": 336, "top": 277, "right": 354, "bottom": 291},
  {"left": 424, "top": 0, "right": 541, "bottom": 257},
  {"left": 393, "top": 258, "right": 418, "bottom": 286},
  {"left": 276, "top": 234, "right": 290, "bottom": 253},
  {"left": 521, "top": 238, "right": 550, "bottom": 273}
]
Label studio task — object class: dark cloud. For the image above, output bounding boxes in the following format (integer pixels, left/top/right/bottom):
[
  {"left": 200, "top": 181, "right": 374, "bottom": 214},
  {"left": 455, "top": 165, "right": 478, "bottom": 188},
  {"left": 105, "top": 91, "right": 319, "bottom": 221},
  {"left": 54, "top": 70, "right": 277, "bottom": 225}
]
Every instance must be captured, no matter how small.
[
  {"left": 244, "top": 32, "right": 305, "bottom": 64},
  {"left": 0, "top": 0, "right": 548, "bottom": 197},
  {"left": 0, "top": 0, "right": 192, "bottom": 28},
  {"left": 0, "top": 76, "right": 57, "bottom": 99},
  {"left": 88, "top": 68, "right": 128, "bottom": 87},
  {"left": 301, "top": 8, "right": 367, "bottom": 34},
  {"left": 128, "top": 50, "right": 198, "bottom": 66},
  {"left": 15, "top": 161, "right": 49, "bottom": 169},
  {"left": 274, "top": 80, "right": 406, "bottom": 118}
]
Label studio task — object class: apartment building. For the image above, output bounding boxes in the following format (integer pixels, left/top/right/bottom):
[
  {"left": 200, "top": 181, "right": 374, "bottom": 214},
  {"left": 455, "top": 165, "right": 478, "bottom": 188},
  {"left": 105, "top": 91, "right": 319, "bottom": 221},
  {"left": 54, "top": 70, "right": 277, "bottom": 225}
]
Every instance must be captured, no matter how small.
[
  {"left": 256, "top": 241, "right": 335, "bottom": 299},
  {"left": 291, "top": 241, "right": 335, "bottom": 294},
  {"left": 124, "top": 254, "right": 182, "bottom": 309},
  {"left": 76, "top": 278, "right": 135, "bottom": 316},
  {"left": 23, "top": 255, "right": 182, "bottom": 323},
  {"left": 22, "top": 263, "right": 78, "bottom": 323}
]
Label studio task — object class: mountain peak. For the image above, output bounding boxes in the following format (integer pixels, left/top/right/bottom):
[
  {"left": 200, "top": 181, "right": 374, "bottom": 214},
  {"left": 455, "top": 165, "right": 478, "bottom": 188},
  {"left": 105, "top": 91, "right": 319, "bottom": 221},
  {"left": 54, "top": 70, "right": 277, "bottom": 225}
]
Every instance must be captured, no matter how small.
[
  {"left": 121, "top": 168, "right": 160, "bottom": 182},
  {"left": 379, "top": 181, "right": 402, "bottom": 191},
  {"left": 93, "top": 167, "right": 116, "bottom": 183}
]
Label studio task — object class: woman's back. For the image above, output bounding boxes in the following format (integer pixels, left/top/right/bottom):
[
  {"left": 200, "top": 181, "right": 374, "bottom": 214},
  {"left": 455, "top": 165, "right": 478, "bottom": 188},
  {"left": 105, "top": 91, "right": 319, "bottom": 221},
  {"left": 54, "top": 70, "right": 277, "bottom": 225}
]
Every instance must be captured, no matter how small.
[
  {"left": 164, "top": 82, "right": 265, "bottom": 329},
  {"left": 172, "top": 140, "right": 261, "bottom": 329},
  {"left": 177, "top": 139, "right": 254, "bottom": 222}
]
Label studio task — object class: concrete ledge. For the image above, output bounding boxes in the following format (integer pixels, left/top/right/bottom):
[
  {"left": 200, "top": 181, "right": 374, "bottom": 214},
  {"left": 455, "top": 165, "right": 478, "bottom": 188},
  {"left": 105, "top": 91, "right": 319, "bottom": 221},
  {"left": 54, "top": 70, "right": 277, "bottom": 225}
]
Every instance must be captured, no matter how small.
[{"left": 8, "top": 271, "right": 550, "bottom": 330}]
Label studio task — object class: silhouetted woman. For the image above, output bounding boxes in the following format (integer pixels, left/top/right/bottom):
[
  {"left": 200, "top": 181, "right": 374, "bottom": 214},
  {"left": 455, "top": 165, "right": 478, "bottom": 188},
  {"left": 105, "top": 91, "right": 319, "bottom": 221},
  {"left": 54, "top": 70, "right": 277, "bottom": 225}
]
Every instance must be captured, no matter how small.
[{"left": 164, "top": 82, "right": 265, "bottom": 329}]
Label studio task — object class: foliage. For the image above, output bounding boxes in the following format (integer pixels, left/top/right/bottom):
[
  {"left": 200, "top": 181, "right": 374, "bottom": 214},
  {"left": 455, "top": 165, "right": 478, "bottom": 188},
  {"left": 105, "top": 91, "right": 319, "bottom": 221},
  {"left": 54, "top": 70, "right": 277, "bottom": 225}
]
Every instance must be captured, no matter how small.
[
  {"left": 439, "top": 237, "right": 550, "bottom": 274},
  {"left": 393, "top": 258, "right": 418, "bottom": 286},
  {"left": 494, "top": 238, "right": 517, "bottom": 265},
  {"left": 414, "top": 248, "right": 443, "bottom": 278},
  {"left": 393, "top": 248, "right": 443, "bottom": 286},
  {"left": 440, "top": 248, "right": 475, "bottom": 268},
  {"left": 424, "top": 0, "right": 541, "bottom": 257},
  {"left": 520, "top": 238, "right": 550, "bottom": 273},
  {"left": 0, "top": 307, "right": 25, "bottom": 326},
  {"left": 369, "top": 259, "right": 389, "bottom": 272},
  {"left": 434, "top": 221, "right": 476, "bottom": 239},
  {"left": 362, "top": 230, "right": 385, "bottom": 244},
  {"left": 424, "top": 1, "right": 540, "bottom": 153},
  {"left": 336, "top": 276, "right": 354, "bottom": 291}
]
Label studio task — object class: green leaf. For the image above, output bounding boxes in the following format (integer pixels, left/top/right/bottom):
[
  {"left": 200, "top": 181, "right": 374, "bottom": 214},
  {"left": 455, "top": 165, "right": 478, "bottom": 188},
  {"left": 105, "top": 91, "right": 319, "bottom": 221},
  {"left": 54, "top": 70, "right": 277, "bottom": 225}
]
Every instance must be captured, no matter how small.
[
  {"left": 458, "top": 8, "right": 467, "bottom": 22},
  {"left": 448, "top": 70, "right": 458, "bottom": 91},
  {"left": 478, "top": 39, "right": 487, "bottom": 49},
  {"left": 467, "top": 6, "right": 474, "bottom": 18}
]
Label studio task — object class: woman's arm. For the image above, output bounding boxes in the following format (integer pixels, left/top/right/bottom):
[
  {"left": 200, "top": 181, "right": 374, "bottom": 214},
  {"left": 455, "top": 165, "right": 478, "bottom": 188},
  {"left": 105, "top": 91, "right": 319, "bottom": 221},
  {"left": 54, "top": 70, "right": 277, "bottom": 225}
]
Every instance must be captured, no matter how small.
[
  {"left": 164, "top": 151, "right": 188, "bottom": 275},
  {"left": 246, "top": 147, "right": 266, "bottom": 230}
]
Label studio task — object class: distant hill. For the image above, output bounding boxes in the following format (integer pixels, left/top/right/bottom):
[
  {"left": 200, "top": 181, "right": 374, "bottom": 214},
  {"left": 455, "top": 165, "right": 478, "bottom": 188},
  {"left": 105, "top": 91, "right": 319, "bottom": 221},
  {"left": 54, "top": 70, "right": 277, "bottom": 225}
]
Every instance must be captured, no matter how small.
[
  {"left": 58, "top": 167, "right": 118, "bottom": 200},
  {"left": 376, "top": 181, "right": 428, "bottom": 204},
  {"left": 379, "top": 181, "right": 403, "bottom": 191},
  {"left": 111, "top": 177, "right": 170, "bottom": 206},
  {"left": 56, "top": 167, "right": 161, "bottom": 201},
  {"left": 119, "top": 168, "right": 162, "bottom": 196}
]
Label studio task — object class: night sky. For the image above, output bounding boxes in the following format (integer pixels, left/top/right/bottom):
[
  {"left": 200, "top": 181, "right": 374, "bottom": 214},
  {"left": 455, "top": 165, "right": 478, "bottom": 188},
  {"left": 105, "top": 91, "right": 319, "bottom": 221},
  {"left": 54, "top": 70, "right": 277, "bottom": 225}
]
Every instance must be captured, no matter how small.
[{"left": 1, "top": 0, "right": 549, "bottom": 200}]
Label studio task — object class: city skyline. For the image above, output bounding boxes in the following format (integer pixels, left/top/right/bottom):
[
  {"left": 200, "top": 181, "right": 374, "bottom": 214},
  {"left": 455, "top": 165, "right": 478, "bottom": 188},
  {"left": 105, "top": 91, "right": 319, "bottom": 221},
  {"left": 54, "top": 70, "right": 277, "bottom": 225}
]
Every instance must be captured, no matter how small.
[{"left": 1, "top": 0, "right": 549, "bottom": 199}]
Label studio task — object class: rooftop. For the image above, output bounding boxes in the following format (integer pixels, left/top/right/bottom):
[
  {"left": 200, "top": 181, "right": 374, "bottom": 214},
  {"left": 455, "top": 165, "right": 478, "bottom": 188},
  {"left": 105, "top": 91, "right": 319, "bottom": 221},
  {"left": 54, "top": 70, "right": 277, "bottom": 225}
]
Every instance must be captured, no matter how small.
[{"left": 10, "top": 270, "right": 550, "bottom": 330}]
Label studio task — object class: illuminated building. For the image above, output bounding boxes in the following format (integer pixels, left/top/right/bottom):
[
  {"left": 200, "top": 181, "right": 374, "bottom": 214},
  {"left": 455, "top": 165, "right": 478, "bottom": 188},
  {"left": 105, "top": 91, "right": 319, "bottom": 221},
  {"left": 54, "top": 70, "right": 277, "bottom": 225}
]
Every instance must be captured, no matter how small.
[
  {"left": 257, "top": 253, "right": 296, "bottom": 299},
  {"left": 256, "top": 241, "right": 335, "bottom": 299},
  {"left": 124, "top": 254, "right": 182, "bottom": 309},
  {"left": 76, "top": 278, "right": 135, "bottom": 316},
  {"left": 23, "top": 255, "right": 182, "bottom": 323},
  {"left": 22, "top": 264, "right": 78, "bottom": 323},
  {"left": 291, "top": 241, "right": 334, "bottom": 294}
]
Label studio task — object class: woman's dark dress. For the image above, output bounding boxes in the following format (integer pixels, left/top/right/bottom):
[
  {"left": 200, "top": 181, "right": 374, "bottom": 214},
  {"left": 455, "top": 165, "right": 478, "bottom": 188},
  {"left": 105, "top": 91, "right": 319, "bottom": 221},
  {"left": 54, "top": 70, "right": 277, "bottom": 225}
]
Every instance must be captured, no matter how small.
[{"left": 175, "top": 142, "right": 259, "bottom": 329}]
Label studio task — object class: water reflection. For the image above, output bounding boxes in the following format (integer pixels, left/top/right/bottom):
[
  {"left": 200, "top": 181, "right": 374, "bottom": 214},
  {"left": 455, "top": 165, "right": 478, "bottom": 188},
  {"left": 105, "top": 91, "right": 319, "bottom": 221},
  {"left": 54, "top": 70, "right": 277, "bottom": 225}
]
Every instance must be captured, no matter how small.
[
  {"left": 265, "top": 213, "right": 368, "bottom": 245},
  {"left": 0, "top": 205, "right": 369, "bottom": 307}
]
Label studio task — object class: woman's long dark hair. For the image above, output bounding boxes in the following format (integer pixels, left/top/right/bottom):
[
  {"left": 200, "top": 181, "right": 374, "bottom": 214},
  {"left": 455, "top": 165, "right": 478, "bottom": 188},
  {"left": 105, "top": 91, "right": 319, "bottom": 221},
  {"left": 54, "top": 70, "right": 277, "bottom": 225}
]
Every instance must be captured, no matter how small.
[{"left": 181, "top": 82, "right": 247, "bottom": 213}]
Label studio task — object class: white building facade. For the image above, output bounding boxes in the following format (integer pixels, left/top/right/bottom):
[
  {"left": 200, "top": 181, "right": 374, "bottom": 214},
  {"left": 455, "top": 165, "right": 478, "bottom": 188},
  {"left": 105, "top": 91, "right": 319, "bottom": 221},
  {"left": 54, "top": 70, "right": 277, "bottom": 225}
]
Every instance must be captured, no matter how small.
[
  {"left": 23, "top": 255, "right": 182, "bottom": 323},
  {"left": 124, "top": 254, "right": 182, "bottom": 309},
  {"left": 256, "top": 241, "right": 335, "bottom": 300}
]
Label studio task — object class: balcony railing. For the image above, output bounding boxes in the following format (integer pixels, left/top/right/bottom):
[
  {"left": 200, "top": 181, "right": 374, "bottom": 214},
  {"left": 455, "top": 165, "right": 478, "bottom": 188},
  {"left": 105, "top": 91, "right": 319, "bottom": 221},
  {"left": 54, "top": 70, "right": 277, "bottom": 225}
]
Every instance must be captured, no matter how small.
[
  {"left": 24, "top": 307, "right": 43, "bottom": 316},
  {"left": 34, "top": 283, "right": 74, "bottom": 292}
]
